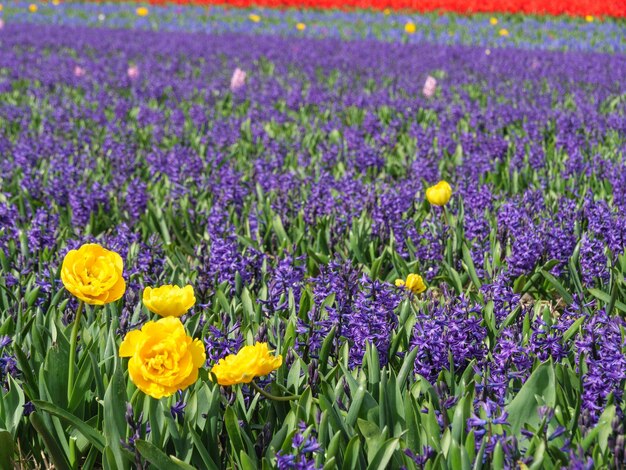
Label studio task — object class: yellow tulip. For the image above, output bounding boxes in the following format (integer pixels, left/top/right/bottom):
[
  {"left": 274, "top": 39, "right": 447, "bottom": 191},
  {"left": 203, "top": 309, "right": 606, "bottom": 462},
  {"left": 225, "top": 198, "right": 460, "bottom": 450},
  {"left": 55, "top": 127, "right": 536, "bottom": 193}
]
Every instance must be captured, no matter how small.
[
  {"left": 585, "top": 15, "right": 594, "bottom": 22},
  {"left": 210, "top": 343, "right": 282, "bottom": 386},
  {"left": 296, "top": 22, "right": 306, "bottom": 31},
  {"left": 404, "top": 22, "right": 416, "bottom": 35},
  {"left": 61, "top": 244, "right": 126, "bottom": 305},
  {"left": 383, "top": 8, "right": 391, "bottom": 15},
  {"left": 119, "top": 317, "right": 206, "bottom": 399},
  {"left": 249, "top": 13, "right": 261, "bottom": 23},
  {"left": 499, "top": 28, "right": 509, "bottom": 37},
  {"left": 425, "top": 180, "right": 452, "bottom": 206},
  {"left": 395, "top": 274, "right": 427, "bottom": 294},
  {"left": 136, "top": 7, "right": 149, "bottom": 17},
  {"left": 28, "top": 4, "right": 37, "bottom": 13},
  {"left": 489, "top": 17, "right": 498, "bottom": 25},
  {"left": 143, "top": 285, "right": 195, "bottom": 318}
]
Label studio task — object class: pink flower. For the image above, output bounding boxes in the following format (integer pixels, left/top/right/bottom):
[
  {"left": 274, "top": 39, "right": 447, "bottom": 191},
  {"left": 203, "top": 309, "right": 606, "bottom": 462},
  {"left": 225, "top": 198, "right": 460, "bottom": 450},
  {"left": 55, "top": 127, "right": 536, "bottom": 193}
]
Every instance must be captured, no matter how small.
[
  {"left": 73, "top": 66, "right": 86, "bottom": 77},
  {"left": 230, "top": 67, "right": 246, "bottom": 92},
  {"left": 127, "top": 65, "right": 139, "bottom": 80},
  {"left": 0, "top": 19, "right": 4, "bottom": 30},
  {"left": 423, "top": 75, "right": 437, "bottom": 98}
]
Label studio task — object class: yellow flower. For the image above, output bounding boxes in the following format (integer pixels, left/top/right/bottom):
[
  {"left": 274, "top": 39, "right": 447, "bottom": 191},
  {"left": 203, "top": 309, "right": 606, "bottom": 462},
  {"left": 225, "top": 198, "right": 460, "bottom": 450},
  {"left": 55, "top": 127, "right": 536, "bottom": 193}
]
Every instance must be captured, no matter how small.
[
  {"left": 425, "top": 180, "right": 452, "bottom": 206},
  {"left": 119, "top": 317, "right": 206, "bottom": 399},
  {"left": 383, "top": 8, "right": 391, "bottom": 15},
  {"left": 28, "top": 4, "right": 37, "bottom": 13},
  {"left": 0, "top": 5, "right": 4, "bottom": 11},
  {"left": 210, "top": 343, "right": 282, "bottom": 386},
  {"left": 395, "top": 274, "right": 427, "bottom": 294},
  {"left": 136, "top": 6, "right": 149, "bottom": 17},
  {"left": 143, "top": 285, "right": 195, "bottom": 318},
  {"left": 61, "top": 244, "right": 126, "bottom": 305},
  {"left": 52, "top": 0, "right": 60, "bottom": 5},
  {"left": 585, "top": 15, "right": 594, "bottom": 22},
  {"left": 489, "top": 17, "right": 498, "bottom": 25},
  {"left": 499, "top": 28, "right": 509, "bottom": 37},
  {"left": 404, "top": 22, "right": 416, "bottom": 34},
  {"left": 296, "top": 22, "right": 306, "bottom": 31},
  {"left": 249, "top": 13, "right": 261, "bottom": 23}
]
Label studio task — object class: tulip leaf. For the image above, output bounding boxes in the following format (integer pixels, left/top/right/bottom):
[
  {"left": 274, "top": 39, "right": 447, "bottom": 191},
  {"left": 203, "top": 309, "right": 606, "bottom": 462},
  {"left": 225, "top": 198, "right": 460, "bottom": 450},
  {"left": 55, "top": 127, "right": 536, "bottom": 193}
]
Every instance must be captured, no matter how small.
[
  {"left": 29, "top": 412, "right": 71, "bottom": 470},
  {"left": 103, "top": 362, "right": 132, "bottom": 469},
  {"left": 32, "top": 400, "right": 105, "bottom": 451}
]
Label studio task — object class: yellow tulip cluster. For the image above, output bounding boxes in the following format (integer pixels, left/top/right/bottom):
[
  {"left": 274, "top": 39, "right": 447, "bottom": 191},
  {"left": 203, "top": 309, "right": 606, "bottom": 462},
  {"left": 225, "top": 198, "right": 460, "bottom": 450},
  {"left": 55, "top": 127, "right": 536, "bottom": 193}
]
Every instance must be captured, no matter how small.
[{"left": 61, "top": 244, "right": 282, "bottom": 399}]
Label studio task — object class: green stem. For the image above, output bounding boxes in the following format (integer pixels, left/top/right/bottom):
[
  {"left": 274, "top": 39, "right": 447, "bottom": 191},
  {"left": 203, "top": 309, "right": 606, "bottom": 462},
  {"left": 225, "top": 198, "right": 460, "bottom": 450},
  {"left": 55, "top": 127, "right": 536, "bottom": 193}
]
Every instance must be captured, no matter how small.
[
  {"left": 67, "top": 300, "right": 84, "bottom": 403},
  {"left": 442, "top": 206, "right": 453, "bottom": 228},
  {"left": 250, "top": 381, "right": 300, "bottom": 402}
]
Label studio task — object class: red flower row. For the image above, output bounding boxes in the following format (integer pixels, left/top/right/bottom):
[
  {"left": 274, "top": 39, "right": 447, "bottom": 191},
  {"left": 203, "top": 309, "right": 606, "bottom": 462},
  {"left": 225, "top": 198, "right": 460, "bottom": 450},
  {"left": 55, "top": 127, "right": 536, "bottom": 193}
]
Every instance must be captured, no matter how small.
[{"left": 143, "top": 0, "right": 625, "bottom": 18}]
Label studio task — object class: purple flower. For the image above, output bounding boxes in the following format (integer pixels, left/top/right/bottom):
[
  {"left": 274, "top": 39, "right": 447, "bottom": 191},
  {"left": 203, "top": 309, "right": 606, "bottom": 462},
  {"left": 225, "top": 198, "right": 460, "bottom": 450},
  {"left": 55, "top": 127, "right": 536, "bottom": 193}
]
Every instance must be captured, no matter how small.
[{"left": 276, "top": 422, "right": 320, "bottom": 470}]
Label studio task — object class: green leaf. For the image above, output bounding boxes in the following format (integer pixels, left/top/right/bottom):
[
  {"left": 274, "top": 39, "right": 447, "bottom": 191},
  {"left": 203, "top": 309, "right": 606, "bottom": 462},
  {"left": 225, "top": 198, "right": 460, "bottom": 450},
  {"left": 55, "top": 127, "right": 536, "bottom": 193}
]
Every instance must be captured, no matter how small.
[
  {"left": 540, "top": 269, "right": 573, "bottom": 305},
  {"left": 0, "top": 430, "right": 15, "bottom": 469},
  {"left": 224, "top": 405, "right": 245, "bottom": 460},
  {"left": 136, "top": 440, "right": 194, "bottom": 470},
  {"left": 462, "top": 244, "right": 482, "bottom": 289},
  {"left": 69, "top": 345, "right": 95, "bottom": 411},
  {"left": 342, "top": 435, "right": 361, "bottom": 470},
  {"left": 588, "top": 288, "right": 626, "bottom": 314},
  {"left": 29, "top": 412, "right": 71, "bottom": 470},
  {"left": 357, "top": 419, "right": 385, "bottom": 462},
  {"left": 562, "top": 316, "right": 586, "bottom": 343},
  {"left": 240, "top": 450, "right": 257, "bottom": 470},
  {"left": 43, "top": 339, "right": 70, "bottom": 409},
  {"left": 366, "top": 437, "right": 399, "bottom": 470},
  {"left": 492, "top": 441, "right": 504, "bottom": 469},
  {"left": 318, "top": 327, "right": 336, "bottom": 375},
  {"left": 506, "top": 361, "right": 555, "bottom": 434},
  {"left": 188, "top": 427, "right": 219, "bottom": 470},
  {"left": 397, "top": 346, "right": 419, "bottom": 387},
  {"left": 5, "top": 376, "right": 25, "bottom": 435},
  {"left": 472, "top": 439, "right": 486, "bottom": 470},
  {"left": 13, "top": 345, "right": 37, "bottom": 399},
  {"left": 345, "top": 383, "right": 366, "bottom": 428},
  {"left": 103, "top": 362, "right": 131, "bottom": 469},
  {"left": 32, "top": 400, "right": 105, "bottom": 451},
  {"left": 597, "top": 404, "right": 616, "bottom": 452}
]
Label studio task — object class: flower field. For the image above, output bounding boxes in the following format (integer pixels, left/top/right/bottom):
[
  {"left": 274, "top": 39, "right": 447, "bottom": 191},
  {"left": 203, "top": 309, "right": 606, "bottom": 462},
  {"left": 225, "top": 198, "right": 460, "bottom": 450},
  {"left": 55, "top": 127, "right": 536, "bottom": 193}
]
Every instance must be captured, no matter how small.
[
  {"left": 1, "top": 2, "right": 626, "bottom": 469},
  {"left": 151, "top": 0, "right": 626, "bottom": 18}
]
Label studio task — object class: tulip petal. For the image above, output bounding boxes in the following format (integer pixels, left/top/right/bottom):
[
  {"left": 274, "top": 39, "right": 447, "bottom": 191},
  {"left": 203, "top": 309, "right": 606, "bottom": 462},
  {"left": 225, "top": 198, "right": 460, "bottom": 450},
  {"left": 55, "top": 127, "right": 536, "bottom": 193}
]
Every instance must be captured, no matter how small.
[{"left": 119, "top": 330, "right": 143, "bottom": 357}]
